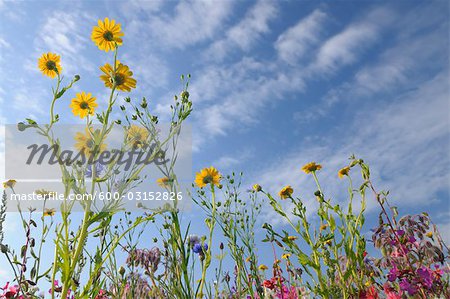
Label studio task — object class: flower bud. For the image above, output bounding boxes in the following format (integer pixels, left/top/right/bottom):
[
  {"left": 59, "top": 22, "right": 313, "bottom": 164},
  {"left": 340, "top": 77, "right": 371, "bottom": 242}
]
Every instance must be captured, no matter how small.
[
  {"left": 74, "top": 75, "right": 80, "bottom": 82},
  {"left": 119, "top": 266, "right": 125, "bottom": 276}
]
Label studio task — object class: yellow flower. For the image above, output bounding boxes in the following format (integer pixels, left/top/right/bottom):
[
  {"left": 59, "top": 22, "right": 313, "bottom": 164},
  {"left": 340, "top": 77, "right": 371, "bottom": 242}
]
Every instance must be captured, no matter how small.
[
  {"left": 245, "top": 256, "right": 251, "bottom": 263},
  {"left": 253, "top": 184, "right": 262, "bottom": 192},
  {"left": 35, "top": 189, "right": 56, "bottom": 199},
  {"left": 70, "top": 92, "right": 97, "bottom": 119},
  {"left": 127, "top": 125, "right": 149, "bottom": 148},
  {"left": 195, "top": 167, "right": 221, "bottom": 188},
  {"left": 279, "top": 185, "right": 293, "bottom": 199},
  {"left": 38, "top": 53, "right": 62, "bottom": 78},
  {"left": 100, "top": 62, "right": 136, "bottom": 92},
  {"left": 258, "top": 264, "right": 268, "bottom": 271},
  {"left": 3, "top": 179, "right": 16, "bottom": 189},
  {"left": 281, "top": 253, "right": 291, "bottom": 259},
  {"left": 426, "top": 231, "right": 433, "bottom": 238},
  {"left": 43, "top": 208, "right": 56, "bottom": 217},
  {"left": 301, "top": 162, "right": 322, "bottom": 174},
  {"left": 287, "top": 236, "right": 298, "bottom": 241},
  {"left": 74, "top": 128, "right": 106, "bottom": 156},
  {"left": 156, "top": 177, "right": 170, "bottom": 188},
  {"left": 91, "top": 17, "right": 124, "bottom": 52},
  {"left": 320, "top": 223, "right": 328, "bottom": 231},
  {"left": 338, "top": 166, "right": 350, "bottom": 179}
]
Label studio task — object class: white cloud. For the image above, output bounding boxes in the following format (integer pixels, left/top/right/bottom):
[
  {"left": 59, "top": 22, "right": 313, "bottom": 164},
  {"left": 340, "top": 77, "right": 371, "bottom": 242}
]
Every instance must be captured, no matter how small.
[
  {"left": 146, "top": 0, "right": 234, "bottom": 49},
  {"left": 205, "top": 0, "right": 278, "bottom": 61},
  {"left": 275, "top": 9, "right": 327, "bottom": 65},
  {"left": 308, "top": 7, "right": 394, "bottom": 75}
]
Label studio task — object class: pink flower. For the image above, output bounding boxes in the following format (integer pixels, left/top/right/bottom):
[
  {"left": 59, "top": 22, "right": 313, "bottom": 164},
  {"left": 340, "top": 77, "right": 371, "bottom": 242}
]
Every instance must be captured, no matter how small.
[{"left": 385, "top": 291, "right": 402, "bottom": 299}]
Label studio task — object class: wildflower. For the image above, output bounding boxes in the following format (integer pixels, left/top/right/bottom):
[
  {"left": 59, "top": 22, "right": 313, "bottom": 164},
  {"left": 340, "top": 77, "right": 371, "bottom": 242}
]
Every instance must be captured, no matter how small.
[
  {"left": 43, "top": 208, "right": 56, "bottom": 217},
  {"left": 425, "top": 231, "right": 433, "bottom": 238},
  {"left": 279, "top": 185, "right": 293, "bottom": 199},
  {"left": 74, "top": 128, "right": 106, "bottom": 156},
  {"left": 253, "top": 184, "right": 262, "bottom": 192},
  {"left": 194, "top": 167, "right": 221, "bottom": 188},
  {"left": 387, "top": 265, "right": 399, "bottom": 282},
  {"left": 338, "top": 166, "right": 350, "bottom": 178},
  {"left": 385, "top": 291, "right": 402, "bottom": 299},
  {"left": 262, "top": 279, "right": 275, "bottom": 290},
  {"left": 100, "top": 61, "right": 136, "bottom": 92},
  {"left": 192, "top": 243, "right": 208, "bottom": 254},
  {"left": 3, "top": 179, "right": 16, "bottom": 189},
  {"left": 301, "top": 162, "right": 322, "bottom": 174},
  {"left": 70, "top": 92, "right": 97, "bottom": 119},
  {"left": 156, "top": 177, "right": 170, "bottom": 188},
  {"left": 281, "top": 253, "right": 291, "bottom": 259},
  {"left": 187, "top": 235, "right": 200, "bottom": 247},
  {"left": 35, "top": 189, "right": 56, "bottom": 199},
  {"left": 287, "top": 236, "right": 298, "bottom": 241},
  {"left": 358, "top": 286, "right": 379, "bottom": 299},
  {"left": 399, "top": 278, "right": 417, "bottom": 296},
  {"left": 85, "top": 162, "right": 105, "bottom": 178},
  {"left": 126, "top": 125, "right": 149, "bottom": 148},
  {"left": 1, "top": 282, "right": 18, "bottom": 299},
  {"left": 417, "top": 267, "right": 433, "bottom": 288},
  {"left": 91, "top": 18, "right": 124, "bottom": 52},
  {"left": 319, "top": 223, "right": 328, "bottom": 231},
  {"left": 38, "top": 52, "right": 62, "bottom": 78},
  {"left": 258, "top": 264, "right": 268, "bottom": 271}
]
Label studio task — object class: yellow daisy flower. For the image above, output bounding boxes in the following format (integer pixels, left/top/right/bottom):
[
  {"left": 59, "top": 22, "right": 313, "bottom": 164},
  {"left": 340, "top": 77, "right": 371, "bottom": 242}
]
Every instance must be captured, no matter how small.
[
  {"left": 279, "top": 185, "right": 293, "bottom": 199},
  {"left": 74, "top": 128, "right": 106, "bottom": 156},
  {"left": 91, "top": 17, "right": 124, "bottom": 52},
  {"left": 253, "top": 184, "right": 262, "bottom": 192},
  {"left": 3, "top": 179, "right": 16, "bottom": 189},
  {"left": 258, "top": 264, "right": 268, "bottom": 271},
  {"left": 70, "top": 92, "right": 98, "bottom": 119},
  {"left": 301, "top": 162, "right": 322, "bottom": 174},
  {"left": 194, "top": 167, "right": 221, "bottom": 188},
  {"left": 281, "top": 253, "right": 291, "bottom": 259},
  {"left": 425, "top": 231, "right": 433, "bottom": 238},
  {"left": 35, "top": 189, "right": 56, "bottom": 199},
  {"left": 338, "top": 166, "right": 350, "bottom": 179},
  {"left": 38, "top": 52, "right": 62, "bottom": 78},
  {"left": 127, "top": 125, "right": 149, "bottom": 148},
  {"left": 100, "top": 62, "right": 136, "bottom": 92},
  {"left": 156, "top": 177, "right": 170, "bottom": 188},
  {"left": 43, "top": 208, "right": 56, "bottom": 217}
]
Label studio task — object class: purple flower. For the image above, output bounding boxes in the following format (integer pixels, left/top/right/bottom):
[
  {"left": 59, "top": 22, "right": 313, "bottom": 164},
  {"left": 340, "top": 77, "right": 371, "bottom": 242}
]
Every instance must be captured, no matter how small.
[
  {"left": 387, "top": 265, "right": 399, "bottom": 282},
  {"left": 86, "top": 162, "right": 105, "bottom": 178},
  {"left": 407, "top": 235, "right": 416, "bottom": 243},
  {"left": 399, "top": 278, "right": 417, "bottom": 295},
  {"left": 417, "top": 267, "right": 433, "bottom": 288},
  {"left": 395, "top": 230, "right": 405, "bottom": 237}
]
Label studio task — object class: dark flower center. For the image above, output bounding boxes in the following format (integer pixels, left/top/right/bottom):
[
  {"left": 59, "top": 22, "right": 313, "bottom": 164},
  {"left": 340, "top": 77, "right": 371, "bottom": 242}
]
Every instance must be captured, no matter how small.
[
  {"left": 202, "top": 175, "right": 213, "bottom": 184},
  {"left": 46, "top": 60, "right": 57, "bottom": 71},
  {"left": 103, "top": 31, "right": 114, "bottom": 41},
  {"left": 114, "top": 73, "right": 125, "bottom": 86},
  {"left": 80, "top": 101, "right": 89, "bottom": 109}
]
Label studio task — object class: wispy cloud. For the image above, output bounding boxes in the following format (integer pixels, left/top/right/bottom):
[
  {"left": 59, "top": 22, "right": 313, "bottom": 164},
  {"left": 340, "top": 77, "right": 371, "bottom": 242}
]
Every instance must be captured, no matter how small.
[
  {"left": 308, "top": 7, "right": 394, "bottom": 75},
  {"left": 275, "top": 9, "right": 327, "bottom": 65},
  {"left": 205, "top": 0, "right": 278, "bottom": 61},
  {"left": 144, "top": 0, "right": 234, "bottom": 50}
]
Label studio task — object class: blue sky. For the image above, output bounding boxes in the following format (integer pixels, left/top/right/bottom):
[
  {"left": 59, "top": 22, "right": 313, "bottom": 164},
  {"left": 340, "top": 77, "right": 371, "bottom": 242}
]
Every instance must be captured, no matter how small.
[{"left": 0, "top": 0, "right": 449, "bottom": 284}]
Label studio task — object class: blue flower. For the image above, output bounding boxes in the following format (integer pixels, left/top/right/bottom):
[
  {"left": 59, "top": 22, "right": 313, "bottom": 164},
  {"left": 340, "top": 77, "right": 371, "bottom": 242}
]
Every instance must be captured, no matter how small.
[
  {"left": 85, "top": 162, "right": 105, "bottom": 178},
  {"left": 192, "top": 243, "right": 208, "bottom": 254}
]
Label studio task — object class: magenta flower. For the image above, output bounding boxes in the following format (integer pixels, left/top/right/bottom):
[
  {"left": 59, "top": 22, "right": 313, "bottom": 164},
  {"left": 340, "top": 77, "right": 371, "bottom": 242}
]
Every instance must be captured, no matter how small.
[
  {"left": 399, "top": 278, "right": 417, "bottom": 295},
  {"left": 417, "top": 267, "right": 433, "bottom": 288}
]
